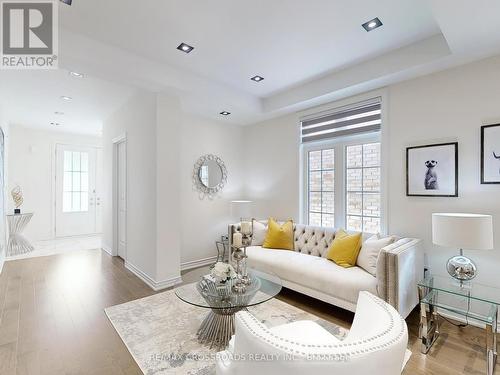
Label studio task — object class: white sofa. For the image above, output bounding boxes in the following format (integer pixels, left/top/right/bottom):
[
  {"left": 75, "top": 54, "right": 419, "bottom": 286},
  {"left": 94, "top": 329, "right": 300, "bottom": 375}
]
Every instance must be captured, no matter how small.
[
  {"left": 229, "top": 223, "right": 423, "bottom": 318},
  {"left": 216, "top": 291, "right": 408, "bottom": 375}
]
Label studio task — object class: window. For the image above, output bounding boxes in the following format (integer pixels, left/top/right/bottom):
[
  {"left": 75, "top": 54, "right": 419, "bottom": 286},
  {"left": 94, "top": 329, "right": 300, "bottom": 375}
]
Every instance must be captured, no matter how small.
[
  {"left": 63, "top": 151, "right": 89, "bottom": 212},
  {"left": 346, "top": 143, "right": 381, "bottom": 233},
  {"left": 301, "top": 98, "right": 383, "bottom": 233},
  {"left": 308, "top": 149, "right": 334, "bottom": 227}
]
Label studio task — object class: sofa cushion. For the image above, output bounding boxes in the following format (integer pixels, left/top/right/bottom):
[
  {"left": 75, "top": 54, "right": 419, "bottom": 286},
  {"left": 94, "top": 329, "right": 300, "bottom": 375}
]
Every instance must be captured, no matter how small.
[
  {"left": 326, "top": 229, "right": 362, "bottom": 268},
  {"left": 251, "top": 219, "right": 267, "bottom": 246},
  {"left": 263, "top": 219, "right": 294, "bottom": 250},
  {"left": 357, "top": 234, "right": 396, "bottom": 276},
  {"left": 246, "top": 246, "right": 378, "bottom": 305}
]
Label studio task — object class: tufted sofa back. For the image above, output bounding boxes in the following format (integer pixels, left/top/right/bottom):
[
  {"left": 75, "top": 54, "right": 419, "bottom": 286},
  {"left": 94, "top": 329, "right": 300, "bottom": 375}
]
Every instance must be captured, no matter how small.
[
  {"left": 231, "top": 222, "right": 346, "bottom": 259},
  {"left": 293, "top": 224, "right": 336, "bottom": 258}
]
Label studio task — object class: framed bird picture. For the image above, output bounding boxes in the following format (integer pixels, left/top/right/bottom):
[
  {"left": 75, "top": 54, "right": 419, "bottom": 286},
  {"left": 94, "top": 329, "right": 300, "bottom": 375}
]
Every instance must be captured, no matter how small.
[
  {"left": 481, "top": 124, "right": 500, "bottom": 184},
  {"left": 406, "top": 142, "right": 458, "bottom": 197}
]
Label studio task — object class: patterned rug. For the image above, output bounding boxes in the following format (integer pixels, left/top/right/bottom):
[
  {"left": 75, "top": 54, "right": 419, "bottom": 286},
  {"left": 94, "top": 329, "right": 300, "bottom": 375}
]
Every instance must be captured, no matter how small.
[{"left": 105, "top": 286, "right": 410, "bottom": 374}]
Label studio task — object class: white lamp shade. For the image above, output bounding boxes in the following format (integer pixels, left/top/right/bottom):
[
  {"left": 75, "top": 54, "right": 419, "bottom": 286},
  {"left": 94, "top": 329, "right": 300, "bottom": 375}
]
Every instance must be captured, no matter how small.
[
  {"left": 230, "top": 200, "right": 253, "bottom": 221},
  {"left": 432, "top": 213, "right": 494, "bottom": 250}
]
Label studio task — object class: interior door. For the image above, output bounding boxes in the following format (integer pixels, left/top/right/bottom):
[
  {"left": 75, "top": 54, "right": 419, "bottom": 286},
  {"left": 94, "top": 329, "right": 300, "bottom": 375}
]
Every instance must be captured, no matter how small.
[
  {"left": 95, "top": 148, "right": 103, "bottom": 233},
  {"left": 117, "top": 141, "right": 127, "bottom": 258},
  {"left": 55, "top": 144, "right": 100, "bottom": 237}
]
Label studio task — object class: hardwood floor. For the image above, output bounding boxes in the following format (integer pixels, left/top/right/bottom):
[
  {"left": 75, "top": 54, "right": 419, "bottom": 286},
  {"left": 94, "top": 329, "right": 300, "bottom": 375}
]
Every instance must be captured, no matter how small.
[
  {"left": 0, "top": 249, "right": 155, "bottom": 375},
  {"left": 0, "top": 249, "right": 494, "bottom": 374}
]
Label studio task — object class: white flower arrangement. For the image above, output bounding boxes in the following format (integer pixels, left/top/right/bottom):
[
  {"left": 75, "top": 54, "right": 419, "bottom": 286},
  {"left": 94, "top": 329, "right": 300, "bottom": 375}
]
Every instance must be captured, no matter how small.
[{"left": 210, "top": 262, "right": 236, "bottom": 283}]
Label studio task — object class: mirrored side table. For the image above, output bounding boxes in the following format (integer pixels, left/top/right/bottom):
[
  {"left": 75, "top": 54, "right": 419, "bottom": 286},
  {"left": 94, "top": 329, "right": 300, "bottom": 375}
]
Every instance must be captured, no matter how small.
[
  {"left": 7, "top": 213, "right": 34, "bottom": 256},
  {"left": 418, "top": 275, "right": 499, "bottom": 375}
]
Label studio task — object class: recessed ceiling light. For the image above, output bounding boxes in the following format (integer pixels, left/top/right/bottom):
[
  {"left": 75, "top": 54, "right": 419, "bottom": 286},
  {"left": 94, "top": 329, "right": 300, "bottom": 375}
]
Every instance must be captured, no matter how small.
[
  {"left": 54, "top": 111, "right": 64, "bottom": 115},
  {"left": 177, "top": 43, "right": 194, "bottom": 53},
  {"left": 60, "top": 96, "right": 72, "bottom": 101},
  {"left": 362, "top": 17, "right": 382, "bottom": 32},
  {"left": 220, "top": 111, "right": 231, "bottom": 116},
  {"left": 251, "top": 75, "right": 264, "bottom": 82},
  {"left": 69, "top": 71, "right": 84, "bottom": 78}
]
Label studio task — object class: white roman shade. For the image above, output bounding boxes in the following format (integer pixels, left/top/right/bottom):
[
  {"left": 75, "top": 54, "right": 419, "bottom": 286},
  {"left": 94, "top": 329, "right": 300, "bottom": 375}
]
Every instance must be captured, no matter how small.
[{"left": 300, "top": 98, "right": 381, "bottom": 143}]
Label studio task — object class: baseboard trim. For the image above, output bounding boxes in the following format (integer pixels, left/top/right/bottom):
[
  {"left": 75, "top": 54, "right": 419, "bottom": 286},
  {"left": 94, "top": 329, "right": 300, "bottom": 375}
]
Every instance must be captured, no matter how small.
[
  {"left": 101, "top": 245, "right": 113, "bottom": 257},
  {"left": 180, "top": 256, "right": 217, "bottom": 271},
  {"left": 125, "top": 261, "right": 182, "bottom": 291}
]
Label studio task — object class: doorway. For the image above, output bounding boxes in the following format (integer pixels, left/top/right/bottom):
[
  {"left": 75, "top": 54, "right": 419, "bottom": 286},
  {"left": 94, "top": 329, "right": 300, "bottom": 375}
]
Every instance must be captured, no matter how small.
[
  {"left": 55, "top": 144, "right": 103, "bottom": 237},
  {"left": 114, "top": 137, "right": 127, "bottom": 260}
]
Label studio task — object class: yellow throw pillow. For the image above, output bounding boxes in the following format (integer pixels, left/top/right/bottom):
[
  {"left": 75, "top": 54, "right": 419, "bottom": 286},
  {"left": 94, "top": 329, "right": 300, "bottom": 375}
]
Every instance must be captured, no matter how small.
[
  {"left": 327, "top": 229, "right": 362, "bottom": 268},
  {"left": 262, "top": 218, "right": 294, "bottom": 250}
]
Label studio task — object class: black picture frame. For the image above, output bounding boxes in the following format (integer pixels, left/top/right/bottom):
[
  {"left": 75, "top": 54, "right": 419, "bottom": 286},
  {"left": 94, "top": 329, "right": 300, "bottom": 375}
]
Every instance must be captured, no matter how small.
[
  {"left": 481, "top": 124, "right": 500, "bottom": 184},
  {"left": 406, "top": 142, "right": 458, "bottom": 197}
]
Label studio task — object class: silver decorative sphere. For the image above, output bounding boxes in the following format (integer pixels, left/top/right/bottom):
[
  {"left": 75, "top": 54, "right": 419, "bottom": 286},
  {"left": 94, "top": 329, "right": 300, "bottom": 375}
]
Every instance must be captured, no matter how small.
[{"left": 446, "top": 255, "right": 477, "bottom": 281}]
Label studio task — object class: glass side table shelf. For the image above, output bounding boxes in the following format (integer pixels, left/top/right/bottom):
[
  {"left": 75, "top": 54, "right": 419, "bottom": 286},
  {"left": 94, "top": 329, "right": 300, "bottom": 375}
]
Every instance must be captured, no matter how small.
[{"left": 418, "top": 275, "right": 499, "bottom": 375}]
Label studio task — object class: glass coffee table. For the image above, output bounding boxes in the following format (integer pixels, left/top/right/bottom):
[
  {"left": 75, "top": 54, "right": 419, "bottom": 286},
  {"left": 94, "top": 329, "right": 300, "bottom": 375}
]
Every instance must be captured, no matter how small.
[
  {"left": 175, "top": 269, "right": 282, "bottom": 349},
  {"left": 418, "top": 275, "right": 499, "bottom": 375}
]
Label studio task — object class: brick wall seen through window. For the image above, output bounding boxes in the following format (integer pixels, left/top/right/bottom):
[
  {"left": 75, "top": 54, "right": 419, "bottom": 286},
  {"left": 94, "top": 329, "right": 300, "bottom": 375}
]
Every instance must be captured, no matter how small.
[
  {"left": 346, "top": 143, "right": 381, "bottom": 233},
  {"left": 308, "top": 149, "right": 334, "bottom": 227}
]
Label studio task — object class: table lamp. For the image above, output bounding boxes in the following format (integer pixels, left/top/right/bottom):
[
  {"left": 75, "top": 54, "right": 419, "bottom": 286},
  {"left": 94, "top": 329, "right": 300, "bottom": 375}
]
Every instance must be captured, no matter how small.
[
  {"left": 432, "top": 213, "right": 494, "bottom": 281},
  {"left": 230, "top": 200, "right": 253, "bottom": 222}
]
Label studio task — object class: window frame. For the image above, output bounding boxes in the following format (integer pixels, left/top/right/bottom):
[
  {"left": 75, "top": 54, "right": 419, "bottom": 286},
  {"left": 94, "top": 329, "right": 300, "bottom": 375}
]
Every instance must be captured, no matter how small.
[
  {"left": 301, "top": 132, "right": 385, "bottom": 233},
  {"left": 62, "top": 150, "right": 90, "bottom": 213}
]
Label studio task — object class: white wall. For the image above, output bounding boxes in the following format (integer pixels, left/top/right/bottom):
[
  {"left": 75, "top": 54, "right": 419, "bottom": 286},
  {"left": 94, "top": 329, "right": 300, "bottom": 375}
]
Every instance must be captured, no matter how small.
[
  {"left": 387, "top": 55, "right": 500, "bottom": 287},
  {"left": 243, "top": 55, "right": 500, "bottom": 288},
  {"left": 102, "top": 90, "right": 243, "bottom": 287},
  {"left": 0, "top": 107, "right": 7, "bottom": 273},
  {"left": 102, "top": 90, "right": 159, "bottom": 281},
  {"left": 7, "top": 125, "right": 101, "bottom": 241},
  {"left": 177, "top": 108, "right": 244, "bottom": 266},
  {"left": 244, "top": 113, "right": 300, "bottom": 221}
]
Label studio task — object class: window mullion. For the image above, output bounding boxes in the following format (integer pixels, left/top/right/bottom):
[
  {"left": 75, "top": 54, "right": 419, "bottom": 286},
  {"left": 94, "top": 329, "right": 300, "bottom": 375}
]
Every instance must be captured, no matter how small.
[
  {"left": 320, "top": 151, "right": 323, "bottom": 227},
  {"left": 361, "top": 145, "right": 365, "bottom": 232},
  {"left": 336, "top": 145, "right": 344, "bottom": 230}
]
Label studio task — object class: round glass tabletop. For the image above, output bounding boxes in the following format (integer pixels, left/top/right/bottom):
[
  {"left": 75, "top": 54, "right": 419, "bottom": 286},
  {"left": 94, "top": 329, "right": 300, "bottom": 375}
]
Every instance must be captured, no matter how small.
[{"left": 175, "top": 269, "right": 282, "bottom": 310}]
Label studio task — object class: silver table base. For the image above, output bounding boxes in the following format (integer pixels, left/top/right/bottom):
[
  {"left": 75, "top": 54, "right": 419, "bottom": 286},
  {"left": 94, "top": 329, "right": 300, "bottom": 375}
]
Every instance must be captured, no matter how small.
[
  {"left": 197, "top": 307, "right": 245, "bottom": 349},
  {"left": 7, "top": 213, "right": 34, "bottom": 256},
  {"left": 418, "top": 284, "right": 498, "bottom": 375}
]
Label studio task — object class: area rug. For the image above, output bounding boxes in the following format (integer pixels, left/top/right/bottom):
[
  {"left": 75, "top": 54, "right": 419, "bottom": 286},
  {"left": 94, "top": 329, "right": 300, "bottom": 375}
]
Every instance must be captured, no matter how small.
[{"left": 105, "top": 286, "right": 411, "bottom": 374}]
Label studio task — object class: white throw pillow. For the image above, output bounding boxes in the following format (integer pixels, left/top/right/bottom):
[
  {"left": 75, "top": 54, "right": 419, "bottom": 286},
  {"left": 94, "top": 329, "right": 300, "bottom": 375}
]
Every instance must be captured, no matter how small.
[
  {"left": 251, "top": 220, "right": 268, "bottom": 246},
  {"left": 357, "top": 234, "right": 396, "bottom": 276}
]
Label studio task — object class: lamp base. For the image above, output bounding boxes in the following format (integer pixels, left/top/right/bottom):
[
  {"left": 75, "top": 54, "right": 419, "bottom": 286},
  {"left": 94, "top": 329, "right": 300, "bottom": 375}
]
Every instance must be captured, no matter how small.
[{"left": 446, "top": 253, "right": 477, "bottom": 281}]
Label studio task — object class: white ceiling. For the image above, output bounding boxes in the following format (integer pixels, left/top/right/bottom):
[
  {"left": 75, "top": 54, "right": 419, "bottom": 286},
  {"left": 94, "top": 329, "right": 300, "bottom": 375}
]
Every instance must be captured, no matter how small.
[
  {"left": 0, "top": 69, "right": 135, "bottom": 135},
  {"left": 1, "top": 0, "right": 500, "bottom": 134},
  {"left": 59, "top": 0, "right": 440, "bottom": 97}
]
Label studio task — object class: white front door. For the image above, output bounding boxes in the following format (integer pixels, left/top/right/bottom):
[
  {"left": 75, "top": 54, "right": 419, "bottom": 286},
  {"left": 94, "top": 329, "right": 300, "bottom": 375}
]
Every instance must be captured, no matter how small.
[
  {"left": 55, "top": 144, "right": 101, "bottom": 237},
  {"left": 116, "top": 141, "right": 126, "bottom": 258}
]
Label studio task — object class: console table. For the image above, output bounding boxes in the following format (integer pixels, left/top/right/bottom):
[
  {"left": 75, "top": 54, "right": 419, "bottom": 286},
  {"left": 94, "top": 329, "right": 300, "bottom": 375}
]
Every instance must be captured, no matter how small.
[
  {"left": 7, "top": 213, "right": 34, "bottom": 256},
  {"left": 418, "top": 275, "right": 499, "bottom": 375}
]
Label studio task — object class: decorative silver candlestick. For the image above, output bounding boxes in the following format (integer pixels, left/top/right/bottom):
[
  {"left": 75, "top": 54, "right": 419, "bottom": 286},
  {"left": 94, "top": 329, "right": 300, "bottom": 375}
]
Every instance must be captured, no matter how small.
[
  {"left": 240, "top": 233, "right": 252, "bottom": 286},
  {"left": 231, "top": 231, "right": 252, "bottom": 293},
  {"left": 232, "top": 247, "right": 247, "bottom": 293}
]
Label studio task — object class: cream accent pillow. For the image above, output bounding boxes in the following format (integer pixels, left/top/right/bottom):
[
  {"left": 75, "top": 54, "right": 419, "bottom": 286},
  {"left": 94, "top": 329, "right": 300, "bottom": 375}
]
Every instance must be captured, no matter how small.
[
  {"left": 357, "top": 234, "right": 396, "bottom": 276},
  {"left": 251, "top": 219, "right": 267, "bottom": 246}
]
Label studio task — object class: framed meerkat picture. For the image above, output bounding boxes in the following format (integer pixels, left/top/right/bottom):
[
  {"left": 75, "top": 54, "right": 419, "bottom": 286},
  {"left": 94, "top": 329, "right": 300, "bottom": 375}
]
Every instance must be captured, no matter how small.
[
  {"left": 481, "top": 124, "right": 500, "bottom": 184},
  {"left": 406, "top": 142, "right": 458, "bottom": 197}
]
